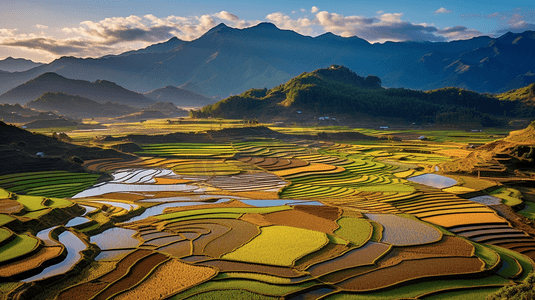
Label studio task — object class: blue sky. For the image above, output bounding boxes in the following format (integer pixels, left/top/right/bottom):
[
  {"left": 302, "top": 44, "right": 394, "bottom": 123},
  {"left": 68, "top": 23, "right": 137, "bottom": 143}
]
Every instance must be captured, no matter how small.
[{"left": 1, "top": 0, "right": 533, "bottom": 62}]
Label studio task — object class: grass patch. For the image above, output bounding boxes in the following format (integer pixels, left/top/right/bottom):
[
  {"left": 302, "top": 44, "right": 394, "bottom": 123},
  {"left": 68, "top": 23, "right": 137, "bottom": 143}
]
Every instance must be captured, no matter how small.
[
  {"left": 369, "top": 221, "right": 383, "bottom": 242},
  {"left": 185, "top": 290, "right": 279, "bottom": 300},
  {"left": 155, "top": 206, "right": 292, "bottom": 221},
  {"left": 0, "top": 234, "right": 39, "bottom": 263},
  {"left": 0, "top": 214, "right": 15, "bottom": 226},
  {"left": 0, "top": 227, "right": 12, "bottom": 243},
  {"left": 470, "top": 241, "right": 501, "bottom": 269},
  {"left": 518, "top": 201, "right": 535, "bottom": 220},
  {"left": 222, "top": 226, "right": 328, "bottom": 267},
  {"left": 169, "top": 278, "right": 317, "bottom": 299},
  {"left": 325, "top": 275, "right": 510, "bottom": 300},
  {"left": 215, "top": 272, "right": 292, "bottom": 284},
  {"left": 334, "top": 217, "right": 372, "bottom": 247},
  {"left": 490, "top": 188, "right": 524, "bottom": 207},
  {"left": 420, "top": 287, "right": 503, "bottom": 300},
  {"left": 356, "top": 184, "right": 415, "bottom": 193},
  {"left": 486, "top": 245, "right": 534, "bottom": 281}
]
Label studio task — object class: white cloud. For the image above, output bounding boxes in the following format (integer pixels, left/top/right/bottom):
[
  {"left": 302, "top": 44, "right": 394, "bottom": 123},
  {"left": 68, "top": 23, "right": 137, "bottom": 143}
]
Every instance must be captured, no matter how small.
[
  {"left": 311, "top": 6, "right": 319, "bottom": 13},
  {"left": 35, "top": 24, "right": 48, "bottom": 29},
  {"left": 0, "top": 28, "right": 17, "bottom": 36},
  {"left": 265, "top": 12, "right": 315, "bottom": 35},
  {"left": 214, "top": 11, "right": 239, "bottom": 21},
  {"left": 437, "top": 26, "right": 482, "bottom": 40},
  {"left": 300, "top": 8, "right": 306, "bottom": 12},
  {"left": 435, "top": 7, "right": 452, "bottom": 14}
]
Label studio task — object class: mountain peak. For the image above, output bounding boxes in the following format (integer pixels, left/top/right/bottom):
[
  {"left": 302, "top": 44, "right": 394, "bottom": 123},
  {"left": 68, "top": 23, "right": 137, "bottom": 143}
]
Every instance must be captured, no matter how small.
[
  {"left": 252, "top": 22, "right": 279, "bottom": 30},
  {"left": 35, "top": 72, "right": 66, "bottom": 80},
  {"left": 214, "top": 23, "right": 229, "bottom": 29}
]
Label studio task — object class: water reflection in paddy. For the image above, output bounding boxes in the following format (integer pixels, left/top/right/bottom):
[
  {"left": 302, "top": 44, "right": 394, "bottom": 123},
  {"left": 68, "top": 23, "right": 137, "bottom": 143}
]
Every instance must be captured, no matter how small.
[
  {"left": 81, "top": 205, "right": 97, "bottom": 216},
  {"left": 138, "top": 195, "right": 245, "bottom": 202},
  {"left": 65, "top": 217, "right": 91, "bottom": 227},
  {"left": 239, "top": 200, "right": 324, "bottom": 207},
  {"left": 23, "top": 231, "right": 86, "bottom": 282},
  {"left": 407, "top": 173, "right": 457, "bottom": 189},
  {"left": 95, "top": 249, "right": 134, "bottom": 261},
  {"left": 72, "top": 183, "right": 202, "bottom": 198},
  {"left": 36, "top": 226, "right": 60, "bottom": 246},
  {"left": 123, "top": 199, "right": 231, "bottom": 223},
  {"left": 90, "top": 200, "right": 139, "bottom": 211},
  {"left": 90, "top": 227, "right": 140, "bottom": 250}
]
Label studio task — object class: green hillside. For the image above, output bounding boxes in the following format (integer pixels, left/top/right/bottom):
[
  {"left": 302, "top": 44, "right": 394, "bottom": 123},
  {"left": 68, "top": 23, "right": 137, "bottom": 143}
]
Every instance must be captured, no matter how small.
[
  {"left": 192, "top": 65, "right": 529, "bottom": 126},
  {"left": 496, "top": 83, "right": 535, "bottom": 102}
]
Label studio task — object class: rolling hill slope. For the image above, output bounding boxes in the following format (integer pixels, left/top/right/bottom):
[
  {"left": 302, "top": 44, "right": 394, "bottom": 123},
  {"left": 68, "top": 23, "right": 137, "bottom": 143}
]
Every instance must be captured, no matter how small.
[
  {"left": 0, "top": 72, "right": 153, "bottom": 107},
  {"left": 192, "top": 65, "right": 529, "bottom": 126}
]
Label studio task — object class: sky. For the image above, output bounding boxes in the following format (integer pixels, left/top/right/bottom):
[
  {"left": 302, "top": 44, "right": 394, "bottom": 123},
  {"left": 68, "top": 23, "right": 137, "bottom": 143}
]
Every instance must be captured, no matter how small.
[{"left": 0, "top": 0, "right": 534, "bottom": 63}]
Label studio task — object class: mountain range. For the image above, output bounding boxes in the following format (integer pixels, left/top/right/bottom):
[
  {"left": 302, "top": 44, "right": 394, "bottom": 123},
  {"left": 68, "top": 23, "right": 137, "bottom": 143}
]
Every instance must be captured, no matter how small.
[
  {"left": 0, "top": 57, "right": 43, "bottom": 72},
  {"left": 25, "top": 92, "right": 139, "bottom": 118},
  {"left": 0, "top": 72, "right": 152, "bottom": 107},
  {"left": 0, "top": 23, "right": 533, "bottom": 98},
  {"left": 144, "top": 85, "right": 215, "bottom": 107}
]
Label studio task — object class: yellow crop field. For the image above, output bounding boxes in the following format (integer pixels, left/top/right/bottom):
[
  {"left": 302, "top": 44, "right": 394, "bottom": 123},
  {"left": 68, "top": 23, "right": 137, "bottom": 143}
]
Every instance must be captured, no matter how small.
[
  {"left": 222, "top": 225, "right": 328, "bottom": 266},
  {"left": 422, "top": 212, "right": 508, "bottom": 228},
  {"left": 273, "top": 163, "right": 339, "bottom": 177},
  {"left": 113, "top": 259, "right": 216, "bottom": 300},
  {"left": 442, "top": 186, "right": 476, "bottom": 194},
  {"left": 0, "top": 246, "right": 63, "bottom": 277}
]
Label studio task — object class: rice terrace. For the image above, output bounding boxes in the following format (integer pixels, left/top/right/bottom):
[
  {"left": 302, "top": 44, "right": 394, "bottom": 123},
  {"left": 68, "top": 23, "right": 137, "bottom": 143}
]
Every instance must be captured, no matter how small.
[
  {"left": 2, "top": 2, "right": 535, "bottom": 299},
  {"left": 0, "top": 114, "right": 534, "bottom": 300}
]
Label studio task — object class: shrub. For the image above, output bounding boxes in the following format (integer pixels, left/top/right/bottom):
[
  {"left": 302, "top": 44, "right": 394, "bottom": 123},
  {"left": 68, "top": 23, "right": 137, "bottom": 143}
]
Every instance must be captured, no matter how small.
[{"left": 487, "top": 272, "right": 535, "bottom": 300}]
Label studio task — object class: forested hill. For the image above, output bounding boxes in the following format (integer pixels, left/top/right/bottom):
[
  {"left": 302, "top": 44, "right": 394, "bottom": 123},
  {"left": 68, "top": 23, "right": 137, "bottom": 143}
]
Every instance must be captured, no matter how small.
[{"left": 191, "top": 65, "right": 534, "bottom": 126}]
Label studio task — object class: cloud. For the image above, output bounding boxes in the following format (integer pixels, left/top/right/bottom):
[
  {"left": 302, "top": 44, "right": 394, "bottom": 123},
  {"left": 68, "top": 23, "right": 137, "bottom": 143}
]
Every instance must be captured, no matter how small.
[
  {"left": 434, "top": 7, "right": 452, "bottom": 14},
  {"left": 0, "top": 12, "right": 262, "bottom": 59},
  {"left": 311, "top": 6, "right": 319, "bottom": 13},
  {"left": 0, "top": 28, "right": 17, "bottom": 36},
  {"left": 300, "top": 8, "right": 306, "bottom": 12},
  {"left": 314, "top": 11, "right": 445, "bottom": 42},
  {"left": 265, "top": 12, "right": 315, "bottom": 35},
  {"left": 495, "top": 12, "right": 535, "bottom": 35},
  {"left": 437, "top": 26, "right": 482, "bottom": 40},
  {"left": 36, "top": 24, "right": 48, "bottom": 29},
  {"left": 0, "top": 35, "right": 113, "bottom": 56},
  {"left": 214, "top": 11, "right": 239, "bottom": 21}
]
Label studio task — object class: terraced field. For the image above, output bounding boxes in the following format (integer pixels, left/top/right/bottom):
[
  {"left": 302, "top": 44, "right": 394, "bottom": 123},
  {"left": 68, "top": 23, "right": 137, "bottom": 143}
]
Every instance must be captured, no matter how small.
[
  {"left": 0, "top": 171, "right": 100, "bottom": 198},
  {"left": 1, "top": 136, "right": 535, "bottom": 300}
]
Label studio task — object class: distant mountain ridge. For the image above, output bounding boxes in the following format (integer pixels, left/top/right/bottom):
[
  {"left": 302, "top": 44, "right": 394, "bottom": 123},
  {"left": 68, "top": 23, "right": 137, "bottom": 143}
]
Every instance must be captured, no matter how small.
[
  {"left": 0, "top": 72, "right": 153, "bottom": 107},
  {"left": 0, "top": 57, "right": 43, "bottom": 72},
  {"left": 0, "top": 23, "right": 533, "bottom": 97},
  {"left": 144, "top": 85, "right": 215, "bottom": 107},
  {"left": 26, "top": 92, "right": 139, "bottom": 118}
]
